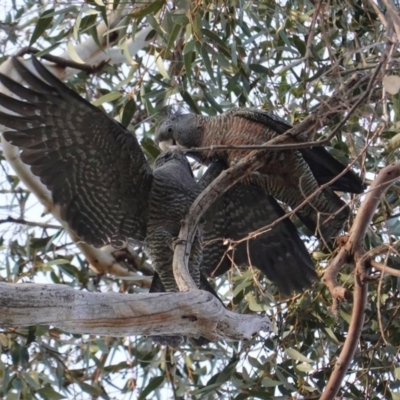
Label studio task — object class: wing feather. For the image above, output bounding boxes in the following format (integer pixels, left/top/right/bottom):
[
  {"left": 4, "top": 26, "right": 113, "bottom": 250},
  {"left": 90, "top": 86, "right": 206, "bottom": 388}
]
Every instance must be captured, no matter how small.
[
  {"left": 0, "top": 57, "right": 152, "bottom": 247},
  {"left": 200, "top": 161, "right": 317, "bottom": 295},
  {"left": 227, "top": 107, "right": 365, "bottom": 194}
]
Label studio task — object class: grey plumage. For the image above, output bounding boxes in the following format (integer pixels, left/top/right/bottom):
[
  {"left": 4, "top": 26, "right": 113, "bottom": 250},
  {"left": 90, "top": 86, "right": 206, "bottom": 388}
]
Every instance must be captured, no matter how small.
[
  {"left": 146, "top": 152, "right": 202, "bottom": 291},
  {"left": 0, "top": 57, "right": 322, "bottom": 347},
  {"left": 155, "top": 108, "right": 365, "bottom": 241},
  {"left": 0, "top": 57, "right": 200, "bottom": 293},
  {"left": 200, "top": 161, "right": 317, "bottom": 294}
]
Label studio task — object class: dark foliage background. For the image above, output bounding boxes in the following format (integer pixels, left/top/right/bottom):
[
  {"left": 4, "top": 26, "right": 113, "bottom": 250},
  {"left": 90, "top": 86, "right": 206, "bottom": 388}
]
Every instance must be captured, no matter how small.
[{"left": 0, "top": 0, "right": 399, "bottom": 399}]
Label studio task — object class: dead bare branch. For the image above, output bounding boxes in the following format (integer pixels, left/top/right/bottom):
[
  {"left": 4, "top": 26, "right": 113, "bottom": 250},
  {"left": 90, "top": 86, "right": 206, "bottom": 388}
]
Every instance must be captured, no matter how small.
[{"left": 0, "top": 283, "right": 271, "bottom": 341}]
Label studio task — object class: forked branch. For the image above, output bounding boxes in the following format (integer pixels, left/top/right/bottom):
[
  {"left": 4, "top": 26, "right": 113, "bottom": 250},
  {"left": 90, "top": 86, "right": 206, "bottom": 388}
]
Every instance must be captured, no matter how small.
[{"left": 321, "top": 161, "right": 400, "bottom": 399}]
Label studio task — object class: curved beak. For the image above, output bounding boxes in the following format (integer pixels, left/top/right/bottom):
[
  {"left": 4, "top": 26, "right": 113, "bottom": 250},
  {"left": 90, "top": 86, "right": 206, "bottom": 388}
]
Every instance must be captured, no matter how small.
[{"left": 159, "top": 139, "right": 174, "bottom": 152}]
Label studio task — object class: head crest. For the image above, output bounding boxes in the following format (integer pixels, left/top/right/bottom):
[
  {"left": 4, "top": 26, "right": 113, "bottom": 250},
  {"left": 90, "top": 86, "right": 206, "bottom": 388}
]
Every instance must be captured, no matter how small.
[{"left": 154, "top": 105, "right": 185, "bottom": 126}]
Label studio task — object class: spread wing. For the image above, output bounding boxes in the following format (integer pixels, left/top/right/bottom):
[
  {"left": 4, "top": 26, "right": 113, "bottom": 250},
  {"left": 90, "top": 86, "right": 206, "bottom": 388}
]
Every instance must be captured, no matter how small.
[
  {"left": 226, "top": 107, "right": 365, "bottom": 194},
  {"left": 0, "top": 57, "right": 153, "bottom": 247},
  {"left": 201, "top": 161, "right": 317, "bottom": 295}
]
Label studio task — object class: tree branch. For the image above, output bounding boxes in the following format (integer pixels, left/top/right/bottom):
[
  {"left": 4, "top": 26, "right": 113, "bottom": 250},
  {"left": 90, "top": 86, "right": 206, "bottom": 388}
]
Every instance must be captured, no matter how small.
[
  {"left": 0, "top": 283, "right": 271, "bottom": 341},
  {"left": 320, "top": 272, "right": 368, "bottom": 400},
  {"left": 183, "top": 63, "right": 384, "bottom": 155},
  {"left": 0, "top": 216, "right": 61, "bottom": 230},
  {"left": 323, "top": 162, "right": 400, "bottom": 300},
  {"left": 321, "top": 161, "right": 400, "bottom": 399},
  {"left": 173, "top": 147, "right": 275, "bottom": 290},
  {"left": 370, "top": 259, "right": 400, "bottom": 278}
]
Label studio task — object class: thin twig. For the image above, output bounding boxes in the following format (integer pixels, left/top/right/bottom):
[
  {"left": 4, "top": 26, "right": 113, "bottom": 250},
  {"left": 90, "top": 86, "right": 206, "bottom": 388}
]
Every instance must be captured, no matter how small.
[
  {"left": 0, "top": 216, "right": 61, "bottom": 230},
  {"left": 381, "top": 0, "right": 400, "bottom": 38},
  {"left": 15, "top": 47, "right": 110, "bottom": 74},
  {"left": 370, "top": 259, "right": 400, "bottom": 277},
  {"left": 276, "top": 1, "right": 322, "bottom": 74},
  {"left": 367, "top": 0, "right": 388, "bottom": 27},
  {"left": 184, "top": 63, "right": 385, "bottom": 154}
]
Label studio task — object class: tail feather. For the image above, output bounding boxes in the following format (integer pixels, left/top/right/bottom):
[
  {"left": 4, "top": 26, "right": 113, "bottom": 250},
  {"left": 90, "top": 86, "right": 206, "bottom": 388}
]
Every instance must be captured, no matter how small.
[
  {"left": 301, "top": 147, "right": 365, "bottom": 194},
  {"left": 294, "top": 187, "right": 351, "bottom": 241},
  {"left": 227, "top": 108, "right": 365, "bottom": 194},
  {"left": 201, "top": 162, "right": 317, "bottom": 296}
]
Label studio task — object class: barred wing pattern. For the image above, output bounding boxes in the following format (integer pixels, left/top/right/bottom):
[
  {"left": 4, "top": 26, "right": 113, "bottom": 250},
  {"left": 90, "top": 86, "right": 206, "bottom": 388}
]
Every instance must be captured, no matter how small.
[
  {"left": 200, "top": 161, "right": 317, "bottom": 295},
  {"left": 227, "top": 107, "right": 365, "bottom": 193},
  {"left": 0, "top": 57, "right": 153, "bottom": 247},
  {"left": 155, "top": 108, "right": 364, "bottom": 241}
]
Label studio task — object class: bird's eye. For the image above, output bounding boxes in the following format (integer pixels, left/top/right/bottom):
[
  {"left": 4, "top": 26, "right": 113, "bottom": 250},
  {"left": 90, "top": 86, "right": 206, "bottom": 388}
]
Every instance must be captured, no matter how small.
[{"left": 167, "top": 127, "right": 173, "bottom": 133}]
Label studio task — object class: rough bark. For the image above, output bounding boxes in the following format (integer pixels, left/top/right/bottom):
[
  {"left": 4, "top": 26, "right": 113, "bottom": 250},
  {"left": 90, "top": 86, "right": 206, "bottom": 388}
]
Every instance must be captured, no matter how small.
[{"left": 0, "top": 283, "right": 271, "bottom": 341}]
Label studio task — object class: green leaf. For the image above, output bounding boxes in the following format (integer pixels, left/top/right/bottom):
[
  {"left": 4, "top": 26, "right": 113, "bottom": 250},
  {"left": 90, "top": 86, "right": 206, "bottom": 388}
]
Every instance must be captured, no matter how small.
[
  {"left": 203, "top": 91, "right": 223, "bottom": 113},
  {"left": 20, "top": 346, "right": 29, "bottom": 367},
  {"left": 201, "top": 45, "right": 215, "bottom": 84},
  {"left": 207, "top": 358, "right": 238, "bottom": 385},
  {"left": 202, "top": 29, "right": 229, "bottom": 54},
  {"left": 275, "top": 367, "right": 297, "bottom": 391},
  {"left": 78, "top": 382, "right": 102, "bottom": 396},
  {"left": 33, "top": 43, "right": 62, "bottom": 57},
  {"left": 292, "top": 35, "right": 306, "bottom": 56},
  {"left": 165, "top": 23, "right": 182, "bottom": 59},
  {"left": 35, "top": 325, "right": 49, "bottom": 337},
  {"left": 392, "top": 392, "right": 400, "bottom": 400},
  {"left": 261, "top": 378, "right": 282, "bottom": 387},
  {"left": 247, "top": 356, "right": 264, "bottom": 370},
  {"left": 246, "top": 293, "right": 268, "bottom": 312},
  {"left": 285, "top": 348, "right": 314, "bottom": 364},
  {"left": 121, "top": 99, "right": 137, "bottom": 128},
  {"left": 183, "top": 40, "right": 195, "bottom": 55},
  {"left": 138, "top": 376, "right": 164, "bottom": 400},
  {"left": 67, "top": 41, "right": 85, "bottom": 64},
  {"left": 181, "top": 91, "right": 200, "bottom": 114},
  {"left": 323, "top": 327, "right": 341, "bottom": 345},
  {"left": 130, "top": 0, "right": 165, "bottom": 20},
  {"left": 10, "top": 341, "right": 21, "bottom": 366},
  {"left": 141, "top": 137, "right": 160, "bottom": 162},
  {"left": 46, "top": 258, "right": 71, "bottom": 266},
  {"left": 184, "top": 50, "right": 193, "bottom": 82},
  {"left": 286, "top": 348, "right": 313, "bottom": 364},
  {"left": 387, "top": 132, "right": 400, "bottom": 151},
  {"left": 12, "top": 376, "right": 23, "bottom": 390},
  {"left": 193, "top": 382, "right": 224, "bottom": 396},
  {"left": 92, "top": 92, "right": 122, "bottom": 106},
  {"left": 37, "top": 386, "right": 66, "bottom": 400},
  {"left": 296, "top": 363, "right": 313, "bottom": 373},
  {"left": 72, "top": 8, "right": 82, "bottom": 40},
  {"left": 29, "top": 9, "right": 54, "bottom": 46},
  {"left": 22, "top": 372, "right": 40, "bottom": 390}
]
